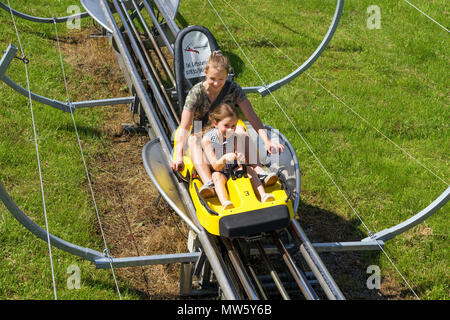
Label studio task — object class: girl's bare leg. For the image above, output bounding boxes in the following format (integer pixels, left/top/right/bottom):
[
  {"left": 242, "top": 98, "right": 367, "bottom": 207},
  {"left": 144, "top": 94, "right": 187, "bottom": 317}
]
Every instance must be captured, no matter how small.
[
  {"left": 246, "top": 166, "right": 266, "bottom": 199},
  {"left": 212, "top": 172, "right": 230, "bottom": 205},
  {"left": 235, "top": 125, "right": 264, "bottom": 173},
  {"left": 188, "top": 134, "right": 212, "bottom": 183}
]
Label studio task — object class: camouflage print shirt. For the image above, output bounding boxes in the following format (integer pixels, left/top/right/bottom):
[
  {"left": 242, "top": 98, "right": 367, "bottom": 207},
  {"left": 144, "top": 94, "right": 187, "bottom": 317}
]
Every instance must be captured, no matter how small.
[{"left": 183, "top": 81, "right": 247, "bottom": 122}]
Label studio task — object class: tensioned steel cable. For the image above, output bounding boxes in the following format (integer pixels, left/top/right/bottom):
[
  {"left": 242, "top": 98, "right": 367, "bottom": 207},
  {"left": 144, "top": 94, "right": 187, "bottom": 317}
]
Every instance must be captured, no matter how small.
[
  {"left": 402, "top": 0, "right": 449, "bottom": 33},
  {"left": 221, "top": 0, "right": 448, "bottom": 186},
  {"left": 208, "top": 0, "right": 420, "bottom": 299},
  {"left": 52, "top": 17, "right": 122, "bottom": 300},
  {"left": 6, "top": 0, "right": 57, "bottom": 300}
]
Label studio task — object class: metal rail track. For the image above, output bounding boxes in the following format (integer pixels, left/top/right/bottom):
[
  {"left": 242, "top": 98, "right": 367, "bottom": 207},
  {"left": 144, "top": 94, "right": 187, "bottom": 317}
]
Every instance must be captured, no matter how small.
[
  {"left": 103, "top": 0, "right": 344, "bottom": 300},
  {"left": 216, "top": 227, "right": 345, "bottom": 300}
]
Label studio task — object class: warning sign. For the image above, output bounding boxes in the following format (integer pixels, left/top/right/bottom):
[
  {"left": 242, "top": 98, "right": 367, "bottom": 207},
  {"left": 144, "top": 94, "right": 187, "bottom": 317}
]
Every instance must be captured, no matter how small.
[{"left": 182, "top": 31, "right": 211, "bottom": 79}]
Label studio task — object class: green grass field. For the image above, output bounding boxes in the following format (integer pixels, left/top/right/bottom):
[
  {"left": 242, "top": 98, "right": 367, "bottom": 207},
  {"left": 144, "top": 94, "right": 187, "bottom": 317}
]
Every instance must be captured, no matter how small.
[
  {"left": 0, "top": 0, "right": 138, "bottom": 299},
  {"left": 0, "top": 0, "right": 448, "bottom": 300}
]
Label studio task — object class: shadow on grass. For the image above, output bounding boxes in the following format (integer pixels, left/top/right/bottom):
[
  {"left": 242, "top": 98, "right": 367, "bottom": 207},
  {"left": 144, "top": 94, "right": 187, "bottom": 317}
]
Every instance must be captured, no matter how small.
[
  {"left": 58, "top": 123, "right": 104, "bottom": 140},
  {"left": 295, "top": 200, "right": 396, "bottom": 300}
]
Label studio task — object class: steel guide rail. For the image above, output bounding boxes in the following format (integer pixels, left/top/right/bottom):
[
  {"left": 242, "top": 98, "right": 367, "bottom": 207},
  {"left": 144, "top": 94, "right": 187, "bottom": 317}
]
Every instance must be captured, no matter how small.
[
  {"left": 129, "top": 1, "right": 176, "bottom": 88},
  {"left": 290, "top": 220, "right": 345, "bottom": 300},
  {"left": 110, "top": 0, "right": 177, "bottom": 134},
  {"left": 218, "top": 235, "right": 325, "bottom": 300}
]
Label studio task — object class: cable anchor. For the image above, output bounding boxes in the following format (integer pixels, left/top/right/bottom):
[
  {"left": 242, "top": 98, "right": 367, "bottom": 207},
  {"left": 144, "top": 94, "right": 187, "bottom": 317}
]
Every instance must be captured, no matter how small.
[
  {"left": 14, "top": 54, "right": 29, "bottom": 64},
  {"left": 103, "top": 248, "right": 111, "bottom": 258},
  {"left": 66, "top": 99, "right": 75, "bottom": 112}
]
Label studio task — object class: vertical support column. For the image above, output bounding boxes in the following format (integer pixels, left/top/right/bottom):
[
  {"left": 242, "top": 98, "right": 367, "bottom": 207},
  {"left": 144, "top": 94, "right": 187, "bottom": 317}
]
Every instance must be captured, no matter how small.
[{"left": 180, "top": 263, "right": 193, "bottom": 296}]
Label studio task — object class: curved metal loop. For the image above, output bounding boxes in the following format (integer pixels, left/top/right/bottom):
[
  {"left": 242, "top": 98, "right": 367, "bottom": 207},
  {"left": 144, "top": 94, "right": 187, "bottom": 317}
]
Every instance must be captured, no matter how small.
[
  {"left": 0, "top": 1, "right": 89, "bottom": 23},
  {"left": 363, "top": 187, "right": 450, "bottom": 242},
  {"left": 263, "top": 124, "right": 301, "bottom": 213},
  {"left": 81, "top": 0, "right": 113, "bottom": 33},
  {"left": 0, "top": 181, "right": 104, "bottom": 261}
]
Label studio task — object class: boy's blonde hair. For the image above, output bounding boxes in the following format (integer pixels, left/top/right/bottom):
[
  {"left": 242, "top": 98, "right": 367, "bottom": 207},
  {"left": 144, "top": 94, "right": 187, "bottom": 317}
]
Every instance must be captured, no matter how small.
[{"left": 205, "top": 50, "right": 230, "bottom": 75}]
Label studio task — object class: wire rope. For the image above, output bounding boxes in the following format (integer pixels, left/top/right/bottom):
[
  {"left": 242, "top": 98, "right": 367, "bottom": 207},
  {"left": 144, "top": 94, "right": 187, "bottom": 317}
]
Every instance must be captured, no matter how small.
[
  {"left": 402, "top": 0, "right": 449, "bottom": 33},
  {"left": 52, "top": 17, "right": 122, "bottom": 300}
]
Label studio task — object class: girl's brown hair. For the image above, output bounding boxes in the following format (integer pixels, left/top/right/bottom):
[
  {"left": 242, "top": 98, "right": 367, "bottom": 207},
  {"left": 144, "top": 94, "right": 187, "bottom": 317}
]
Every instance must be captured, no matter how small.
[
  {"left": 203, "top": 103, "right": 238, "bottom": 133},
  {"left": 205, "top": 50, "right": 230, "bottom": 75}
]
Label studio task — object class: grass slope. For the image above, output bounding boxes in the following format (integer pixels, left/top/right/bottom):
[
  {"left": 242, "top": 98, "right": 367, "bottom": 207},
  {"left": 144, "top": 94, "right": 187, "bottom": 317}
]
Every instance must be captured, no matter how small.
[{"left": 0, "top": 0, "right": 137, "bottom": 299}]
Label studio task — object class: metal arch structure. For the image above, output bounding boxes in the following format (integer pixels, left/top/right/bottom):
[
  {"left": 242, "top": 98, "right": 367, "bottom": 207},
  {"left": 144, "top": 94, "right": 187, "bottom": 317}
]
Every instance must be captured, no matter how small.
[
  {"left": 0, "top": 0, "right": 448, "bottom": 299},
  {"left": 0, "top": 44, "right": 136, "bottom": 111},
  {"left": 0, "top": 1, "right": 90, "bottom": 23},
  {"left": 244, "top": 0, "right": 345, "bottom": 97},
  {"left": 363, "top": 187, "right": 450, "bottom": 243}
]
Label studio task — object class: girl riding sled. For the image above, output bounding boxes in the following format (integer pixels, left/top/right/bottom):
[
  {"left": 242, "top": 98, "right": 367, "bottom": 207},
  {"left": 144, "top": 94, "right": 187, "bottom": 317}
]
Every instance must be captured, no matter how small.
[
  {"left": 170, "top": 50, "right": 284, "bottom": 198},
  {"left": 202, "top": 103, "right": 275, "bottom": 210}
]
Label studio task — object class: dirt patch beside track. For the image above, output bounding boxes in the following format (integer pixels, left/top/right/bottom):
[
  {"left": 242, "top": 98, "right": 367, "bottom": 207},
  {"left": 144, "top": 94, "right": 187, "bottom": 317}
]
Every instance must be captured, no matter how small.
[{"left": 61, "top": 26, "right": 188, "bottom": 299}]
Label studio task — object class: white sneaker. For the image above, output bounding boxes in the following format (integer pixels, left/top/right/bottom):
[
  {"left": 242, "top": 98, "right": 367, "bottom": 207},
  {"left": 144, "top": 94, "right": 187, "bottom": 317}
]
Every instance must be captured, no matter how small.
[
  {"left": 261, "top": 193, "right": 275, "bottom": 203},
  {"left": 258, "top": 172, "right": 278, "bottom": 187},
  {"left": 222, "top": 200, "right": 234, "bottom": 210},
  {"left": 199, "top": 180, "right": 215, "bottom": 198}
]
